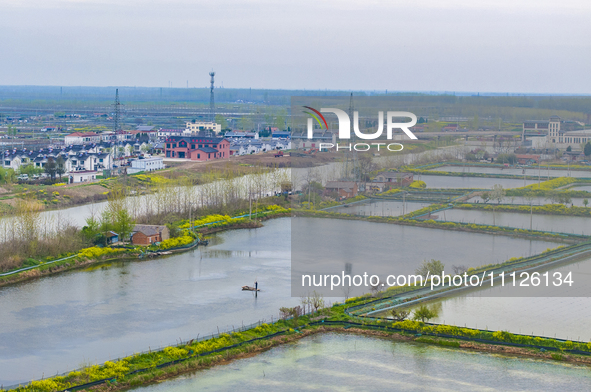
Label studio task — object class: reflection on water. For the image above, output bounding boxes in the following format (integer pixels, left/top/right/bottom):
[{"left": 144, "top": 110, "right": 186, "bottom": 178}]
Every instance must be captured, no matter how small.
[
  {"left": 0, "top": 218, "right": 296, "bottom": 386},
  {"left": 439, "top": 208, "right": 591, "bottom": 235},
  {"left": 291, "top": 218, "right": 562, "bottom": 297},
  {"left": 420, "top": 175, "right": 538, "bottom": 189},
  {"left": 329, "top": 199, "right": 431, "bottom": 217},
  {"left": 467, "top": 196, "right": 591, "bottom": 207},
  {"left": 412, "top": 258, "right": 591, "bottom": 340},
  {"left": 435, "top": 165, "right": 591, "bottom": 179},
  {"left": 572, "top": 185, "right": 591, "bottom": 192},
  {"left": 134, "top": 333, "right": 591, "bottom": 392}
]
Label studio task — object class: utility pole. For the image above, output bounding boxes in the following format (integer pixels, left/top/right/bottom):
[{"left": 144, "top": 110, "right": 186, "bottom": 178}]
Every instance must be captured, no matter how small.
[
  {"left": 538, "top": 159, "right": 541, "bottom": 186},
  {"left": 530, "top": 200, "right": 533, "bottom": 231}
]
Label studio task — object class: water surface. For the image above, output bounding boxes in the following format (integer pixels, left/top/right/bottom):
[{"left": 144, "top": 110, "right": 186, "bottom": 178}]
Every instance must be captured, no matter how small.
[
  {"left": 134, "top": 333, "right": 591, "bottom": 391},
  {"left": 439, "top": 208, "right": 591, "bottom": 235},
  {"left": 434, "top": 165, "right": 591, "bottom": 179},
  {"left": 0, "top": 218, "right": 297, "bottom": 386},
  {"left": 328, "top": 199, "right": 431, "bottom": 217},
  {"left": 420, "top": 175, "right": 537, "bottom": 189}
]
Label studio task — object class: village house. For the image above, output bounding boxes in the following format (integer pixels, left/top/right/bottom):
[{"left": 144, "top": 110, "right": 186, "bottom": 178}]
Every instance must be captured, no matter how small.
[
  {"left": 130, "top": 225, "right": 170, "bottom": 245},
  {"left": 69, "top": 170, "right": 98, "bottom": 183},
  {"left": 291, "top": 130, "right": 336, "bottom": 150},
  {"left": 373, "top": 171, "right": 414, "bottom": 187},
  {"left": 515, "top": 154, "right": 540, "bottom": 165},
  {"left": 64, "top": 132, "right": 101, "bottom": 145},
  {"left": 324, "top": 181, "right": 358, "bottom": 199},
  {"left": 225, "top": 131, "right": 259, "bottom": 139},
  {"left": 127, "top": 157, "right": 165, "bottom": 174},
  {"left": 164, "top": 135, "right": 230, "bottom": 161}
]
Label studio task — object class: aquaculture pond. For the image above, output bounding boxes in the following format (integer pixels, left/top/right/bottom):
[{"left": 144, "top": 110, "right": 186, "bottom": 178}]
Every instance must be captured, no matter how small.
[
  {"left": 291, "top": 217, "right": 562, "bottom": 297},
  {"left": 419, "top": 174, "right": 538, "bottom": 189},
  {"left": 437, "top": 208, "right": 591, "bottom": 235},
  {"left": 327, "top": 199, "right": 431, "bottom": 217},
  {"left": 466, "top": 196, "right": 591, "bottom": 207},
  {"left": 405, "top": 257, "right": 591, "bottom": 341},
  {"left": 0, "top": 217, "right": 564, "bottom": 386},
  {"left": 433, "top": 165, "right": 591, "bottom": 179},
  {"left": 133, "top": 333, "right": 591, "bottom": 392},
  {"left": 0, "top": 218, "right": 298, "bottom": 386}
]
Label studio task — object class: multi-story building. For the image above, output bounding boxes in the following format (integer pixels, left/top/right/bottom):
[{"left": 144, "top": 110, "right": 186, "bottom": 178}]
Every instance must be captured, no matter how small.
[
  {"left": 522, "top": 116, "right": 591, "bottom": 150},
  {"left": 164, "top": 135, "right": 230, "bottom": 161},
  {"left": 185, "top": 121, "right": 221, "bottom": 134}
]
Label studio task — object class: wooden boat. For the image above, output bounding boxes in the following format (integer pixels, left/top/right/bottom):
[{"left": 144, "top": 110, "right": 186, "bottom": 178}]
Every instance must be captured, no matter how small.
[{"left": 241, "top": 285, "right": 260, "bottom": 291}]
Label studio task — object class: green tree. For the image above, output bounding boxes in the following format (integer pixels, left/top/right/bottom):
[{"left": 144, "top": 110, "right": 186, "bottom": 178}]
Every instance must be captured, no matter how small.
[
  {"left": 480, "top": 191, "right": 490, "bottom": 203},
  {"left": 496, "top": 153, "right": 517, "bottom": 164},
  {"left": 566, "top": 145, "right": 572, "bottom": 152},
  {"left": 415, "top": 259, "right": 445, "bottom": 278},
  {"left": 274, "top": 109, "right": 287, "bottom": 131},
  {"left": 56, "top": 155, "right": 66, "bottom": 180},
  {"left": 584, "top": 142, "right": 591, "bottom": 157},
  {"left": 391, "top": 309, "right": 410, "bottom": 321},
  {"left": 113, "top": 208, "right": 135, "bottom": 242},
  {"left": 0, "top": 167, "right": 16, "bottom": 184},
  {"left": 412, "top": 305, "right": 438, "bottom": 322},
  {"left": 44, "top": 157, "right": 57, "bottom": 181},
  {"left": 98, "top": 210, "right": 114, "bottom": 246},
  {"left": 491, "top": 184, "right": 505, "bottom": 204},
  {"left": 82, "top": 215, "right": 101, "bottom": 242},
  {"left": 471, "top": 115, "right": 479, "bottom": 130},
  {"left": 7, "top": 124, "right": 17, "bottom": 138},
  {"left": 19, "top": 164, "right": 41, "bottom": 176},
  {"left": 215, "top": 114, "right": 228, "bottom": 130},
  {"left": 106, "top": 187, "right": 136, "bottom": 241},
  {"left": 584, "top": 198, "right": 589, "bottom": 208},
  {"left": 239, "top": 116, "right": 254, "bottom": 131}
]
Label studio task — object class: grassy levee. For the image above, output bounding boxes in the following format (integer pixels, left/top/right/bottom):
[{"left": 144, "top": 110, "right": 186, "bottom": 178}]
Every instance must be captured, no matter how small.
[
  {"left": 0, "top": 208, "right": 290, "bottom": 288},
  {"left": 295, "top": 208, "right": 586, "bottom": 243},
  {"left": 7, "top": 293, "right": 591, "bottom": 392}
]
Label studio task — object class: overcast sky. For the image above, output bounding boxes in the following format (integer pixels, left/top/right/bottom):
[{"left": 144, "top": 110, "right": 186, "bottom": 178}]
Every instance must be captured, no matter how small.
[{"left": 1, "top": 0, "right": 591, "bottom": 93}]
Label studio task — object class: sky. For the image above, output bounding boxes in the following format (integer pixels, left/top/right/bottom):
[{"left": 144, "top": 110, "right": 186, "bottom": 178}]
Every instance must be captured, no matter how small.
[{"left": 1, "top": 0, "right": 591, "bottom": 93}]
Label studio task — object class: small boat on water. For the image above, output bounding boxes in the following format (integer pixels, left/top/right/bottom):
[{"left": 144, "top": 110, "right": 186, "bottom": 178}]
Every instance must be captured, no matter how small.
[{"left": 241, "top": 286, "right": 260, "bottom": 291}]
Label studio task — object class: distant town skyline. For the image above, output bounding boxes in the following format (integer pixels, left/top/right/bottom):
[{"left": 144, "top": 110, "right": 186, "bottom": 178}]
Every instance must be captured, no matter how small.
[{"left": 1, "top": 0, "right": 591, "bottom": 94}]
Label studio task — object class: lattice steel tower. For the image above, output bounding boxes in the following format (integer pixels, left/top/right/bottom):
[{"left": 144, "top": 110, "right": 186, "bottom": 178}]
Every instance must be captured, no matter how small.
[
  {"left": 209, "top": 71, "right": 215, "bottom": 122},
  {"left": 112, "top": 88, "right": 121, "bottom": 132}
]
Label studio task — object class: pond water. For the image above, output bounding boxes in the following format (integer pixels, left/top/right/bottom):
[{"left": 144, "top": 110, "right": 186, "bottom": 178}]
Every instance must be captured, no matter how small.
[
  {"left": 133, "top": 333, "right": 591, "bottom": 392},
  {"left": 0, "top": 218, "right": 299, "bottom": 386},
  {"left": 328, "top": 199, "right": 431, "bottom": 217},
  {"left": 410, "top": 257, "right": 591, "bottom": 341},
  {"left": 291, "top": 218, "right": 562, "bottom": 297},
  {"left": 466, "top": 196, "right": 591, "bottom": 207},
  {"left": 0, "top": 169, "right": 288, "bottom": 240},
  {"left": 434, "top": 165, "right": 591, "bottom": 179},
  {"left": 571, "top": 185, "right": 591, "bottom": 192},
  {"left": 438, "top": 208, "right": 591, "bottom": 235},
  {"left": 0, "top": 217, "right": 563, "bottom": 385},
  {"left": 419, "top": 175, "right": 538, "bottom": 189}
]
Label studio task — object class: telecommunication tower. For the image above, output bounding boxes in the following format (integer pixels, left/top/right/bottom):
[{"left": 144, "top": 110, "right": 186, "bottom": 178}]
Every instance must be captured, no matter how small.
[
  {"left": 209, "top": 71, "right": 215, "bottom": 122},
  {"left": 112, "top": 89, "right": 121, "bottom": 132}
]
